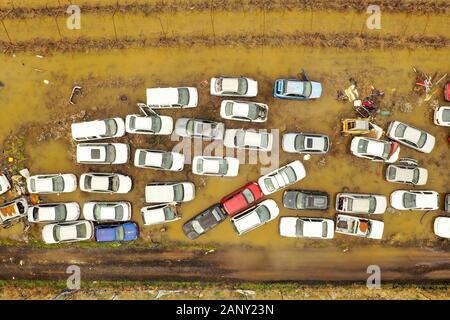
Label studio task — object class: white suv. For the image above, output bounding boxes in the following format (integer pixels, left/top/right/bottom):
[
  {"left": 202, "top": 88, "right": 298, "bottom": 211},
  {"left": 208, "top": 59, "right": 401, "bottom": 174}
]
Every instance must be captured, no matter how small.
[
  {"left": 80, "top": 173, "right": 132, "bottom": 194},
  {"left": 27, "top": 174, "right": 77, "bottom": 194},
  {"left": 231, "top": 199, "right": 279, "bottom": 235},
  {"left": 146, "top": 87, "right": 198, "bottom": 108},
  {"left": 192, "top": 156, "right": 240, "bottom": 177},
  {"left": 71, "top": 118, "right": 125, "bottom": 141},
  {"left": 390, "top": 190, "right": 439, "bottom": 210},
  {"left": 145, "top": 182, "right": 195, "bottom": 203},
  {"left": 224, "top": 129, "right": 273, "bottom": 151},
  {"left": 76, "top": 143, "right": 130, "bottom": 164}
]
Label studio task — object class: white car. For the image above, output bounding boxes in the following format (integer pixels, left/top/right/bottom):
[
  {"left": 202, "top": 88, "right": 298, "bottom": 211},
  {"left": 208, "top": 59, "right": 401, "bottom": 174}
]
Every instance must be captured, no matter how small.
[
  {"left": 210, "top": 77, "right": 258, "bottom": 97},
  {"left": 27, "top": 174, "right": 77, "bottom": 194},
  {"left": 433, "top": 106, "right": 450, "bottom": 126},
  {"left": 83, "top": 201, "right": 132, "bottom": 222},
  {"left": 279, "top": 217, "right": 334, "bottom": 239},
  {"left": 385, "top": 164, "right": 428, "bottom": 185},
  {"left": 335, "top": 214, "right": 384, "bottom": 239},
  {"left": 231, "top": 199, "right": 279, "bottom": 235},
  {"left": 76, "top": 143, "right": 130, "bottom": 164},
  {"left": 258, "top": 160, "right": 306, "bottom": 195},
  {"left": 282, "top": 132, "right": 330, "bottom": 154},
  {"left": 80, "top": 173, "right": 132, "bottom": 194},
  {"left": 224, "top": 129, "right": 273, "bottom": 151},
  {"left": 134, "top": 149, "right": 184, "bottom": 171},
  {"left": 220, "top": 100, "right": 268, "bottom": 122},
  {"left": 27, "top": 202, "right": 80, "bottom": 223},
  {"left": 141, "top": 204, "right": 180, "bottom": 225},
  {"left": 146, "top": 87, "right": 198, "bottom": 108},
  {"left": 192, "top": 156, "right": 240, "bottom": 177},
  {"left": 175, "top": 118, "right": 225, "bottom": 140},
  {"left": 434, "top": 216, "right": 450, "bottom": 239},
  {"left": 145, "top": 182, "right": 195, "bottom": 203},
  {"left": 42, "top": 220, "right": 94, "bottom": 244},
  {"left": 390, "top": 190, "right": 439, "bottom": 211},
  {"left": 386, "top": 121, "right": 435, "bottom": 153},
  {"left": 336, "top": 193, "right": 387, "bottom": 215},
  {"left": 71, "top": 118, "right": 125, "bottom": 141},
  {"left": 0, "top": 173, "right": 11, "bottom": 196},
  {"left": 125, "top": 114, "right": 173, "bottom": 135},
  {"left": 350, "top": 137, "right": 400, "bottom": 163}
]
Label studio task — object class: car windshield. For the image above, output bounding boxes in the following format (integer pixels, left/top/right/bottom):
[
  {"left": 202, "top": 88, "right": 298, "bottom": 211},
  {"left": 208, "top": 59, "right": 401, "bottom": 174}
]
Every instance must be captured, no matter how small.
[
  {"left": 388, "top": 166, "right": 397, "bottom": 180},
  {"left": 381, "top": 143, "right": 391, "bottom": 159},
  {"left": 224, "top": 102, "right": 233, "bottom": 116},
  {"left": 296, "top": 193, "right": 305, "bottom": 209},
  {"left": 76, "top": 223, "right": 87, "bottom": 238},
  {"left": 109, "top": 176, "right": 119, "bottom": 192},
  {"left": 443, "top": 109, "right": 450, "bottom": 122},
  {"left": 163, "top": 207, "right": 176, "bottom": 220},
  {"left": 151, "top": 117, "right": 162, "bottom": 132},
  {"left": 54, "top": 205, "right": 67, "bottom": 221},
  {"left": 115, "top": 205, "right": 124, "bottom": 220},
  {"left": 256, "top": 205, "right": 270, "bottom": 223},
  {"left": 303, "top": 82, "right": 312, "bottom": 97},
  {"left": 192, "top": 220, "right": 204, "bottom": 234},
  {"left": 53, "top": 225, "right": 61, "bottom": 241},
  {"left": 104, "top": 119, "right": 118, "bottom": 136},
  {"left": 242, "top": 189, "right": 255, "bottom": 204},
  {"left": 357, "top": 140, "right": 369, "bottom": 153},
  {"left": 412, "top": 169, "right": 420, "bottom": 184},
  {"left": 115, "top": 226, "right": 124, "bottom": 241},
  {"left": 52, "top": 177, "right": 65, "bottom": 192},
  {"left": 84, "top": 176, "right": 92, "bottom": 189},
  {"left": 295, "top": 135, "right": 305, "bottom": 151},
  {"left": 416, "top": 132, "right": 427, "bottom": 148},
  {"left": 235, "top": 131, "right": 246, "bottom": 146},
  {"left": 281, "top": 167, "right": 296, "bottom": 183},
  {"left": 322, "top": 221, "right": 328, "bottom": 238},
  {"left": 106, "top": 145, "right": 116, "bottom": 162},
  {"left": 138, "top": 151, "right": 147, "bottom": 166},
  {"left": 264, "top": 178, "right": 275, "bottom": 192},
  {"left": 368, "top": 198, "right": 377, "bottom": 213},
  {"left": 161, "top": 153, "right": 173, "bottom": 169},
  {"left": 237, "top": 78, "right": 248, "bottom": 94},
  {"left": 186, "top": 120, "right": 195, "bottom": 135},
  {"left": 211, "top": 207, "right": 223, "bottom": 221},
  {"left": 173, "top": 184, "right": 184, "bottom": 201},
  {"left": 178, "top": 88, "right": 190, "bottom": 105},
  {"left": 296, "top": 219, "right": 304, "bottom": 237},
  {"left": 260, "top": 133, "right": 269, "bottom": 148},
  {"left": 395, "top": 124, "right": 407, "bottom": 137},
  {"left": 247, "top": 104, "right": 259, "bottom": 120},
  {"left": 93, "top": 205, "right": 103, "bottom": 220},
  {"left": 218, "top": 159, "right": 229, "bottom": 175},
  {"left": 30, "top": 179, "right": 36, "bottom": 192},
  {"left": 403, "top": 193, "right": 416, "bottom": 208}
]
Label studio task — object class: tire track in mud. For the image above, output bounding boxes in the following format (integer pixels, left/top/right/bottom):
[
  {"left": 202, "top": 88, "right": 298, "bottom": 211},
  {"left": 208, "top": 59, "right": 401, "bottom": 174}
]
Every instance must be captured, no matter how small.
[
  {"left": 0, "top": 0, "right": 448, "bottom": 18},
  {"left": 1, "top": 32, "right": 448, "bottom": 53}
]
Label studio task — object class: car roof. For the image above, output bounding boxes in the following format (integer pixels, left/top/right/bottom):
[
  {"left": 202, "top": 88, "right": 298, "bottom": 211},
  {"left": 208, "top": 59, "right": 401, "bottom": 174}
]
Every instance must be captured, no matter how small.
[
  {"left": 285, "top": 80, "right": 304, "bottom": 94},
  {"left": 147, "top": 88, "right": 179, "bottom": 104},
  {"left": 221, "top": 78, "right": 239, "bottom": 92},
  {"left": 77, "top": 144, "right": 106, "bottom": 161},
  {"left": 302, "top": 220, "right": 324, "bottom": 237},
  {"left": 72, "top": 120, "right": 106, "bottom": 137}
]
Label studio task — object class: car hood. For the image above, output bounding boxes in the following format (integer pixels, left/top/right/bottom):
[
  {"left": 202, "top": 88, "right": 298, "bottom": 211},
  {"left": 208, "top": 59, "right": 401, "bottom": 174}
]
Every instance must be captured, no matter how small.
[
  {"left": 42, "top": 224, "right": 57, "bottom": 243},
  {"left": 368, "top": 220, "right": 384, "bottom": 239},
  {"left": 116, "top": 176, "right": 132, "bottom": 193},
  {"left": 309, "top": 81, "right": 322, "bottom": 99},
  {"left": 96, "top": 227, "right": 117, "bottom": 242},
  {"left": 123, "top": 223, "right": 139, "bottom": 240},
  {"left": 279, "top": 217, "right": 298, "bottom": 237},
  {"left": 434, "top": 217, "right": 450, "bottom": 238}
]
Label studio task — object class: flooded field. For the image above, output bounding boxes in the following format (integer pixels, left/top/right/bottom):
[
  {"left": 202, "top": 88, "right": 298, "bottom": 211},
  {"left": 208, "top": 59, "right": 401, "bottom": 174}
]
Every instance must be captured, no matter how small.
[{"left": 0, "top": 1, "right": 449, "bottom": 286}]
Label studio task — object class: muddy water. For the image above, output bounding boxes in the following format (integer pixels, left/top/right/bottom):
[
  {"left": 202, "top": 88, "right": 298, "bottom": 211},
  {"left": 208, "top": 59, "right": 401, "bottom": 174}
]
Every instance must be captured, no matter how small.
[
  {"left": 1, "top": 10, "right": 448, "bottom": 44},
  {"left": 0, "top": 45, "right": 448, "bottom": 249}
]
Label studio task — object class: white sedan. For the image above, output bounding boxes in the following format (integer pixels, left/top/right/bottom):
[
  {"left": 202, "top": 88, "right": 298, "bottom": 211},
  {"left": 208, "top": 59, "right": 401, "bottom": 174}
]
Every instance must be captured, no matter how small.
[
  {"left": 433, "top": 106, "right": 450, "bottom": 126},
  {"left": 220, "top": 100, "right": 268, "bottom": 122},
  {"left": 390, "top": 190, "right": 439, "bottom": 210},
  {"left": 76, "top": 143, "right": 130, "bottom": 164},
  {"left": 434, "top": 216, "right": 450, "bottom": 239},
  {"left": 258, "top": 160, "right": 306, "bottom": 195},
  {"left": 386, "top": 121, "right": 435, "bottom": 153},
  {"left": 27, "top": 174, "right": 77, "bottom": 194},
  {"left": 0, "top": 173, "right": 11, "bottom": 196},
  {"left": 282, "top": 132, "right": 330, "bottom": 154},
  {"left": 210, "top": 76, "right": 258, "bottom": 97},
  {"left": 80, "top": 173, "right": 132, "bottom": 194},
  {"left": 192, "top": 156, "right": 240, "bottom": 177},
  {"left": 125, "top": 114, "right": 173, "bottom": 135},
  {"left": 27, "top": 202, "right": 80, "bottom": 223},
  {"left": 83, "top": 201, "right": 132, "bottom": 222},
  {"left": 385, "top": 164, "right": 428, "bottom": 185},
  {"left": 224, "top": 129, "right": 273, "bottom": 151},
  {"left": 350, "top": 137, "right": 400, "bottom": 163},
  {"left": 145, "top": 182, "right": 195, "bottom": 203},
  {"left": 42, "top": 220, "right": 94, "bottom": 244},
  {"left": 231, "top": 199, "right": 279, "bottom": 235},
  {"left": 146, "top": 87, "right": 198, "bottom": 109},
  {"left": 279, "top": 217, "right": 334, "bottom": 239},
  {"left": 134, "top": 149, "right": 184, "bottom": 171},
  {"left": 141, "top": 204, "right": 180, "bottom": 225},
  {"left": 336, "top": 193, "right": 387, "bottom": 215}
]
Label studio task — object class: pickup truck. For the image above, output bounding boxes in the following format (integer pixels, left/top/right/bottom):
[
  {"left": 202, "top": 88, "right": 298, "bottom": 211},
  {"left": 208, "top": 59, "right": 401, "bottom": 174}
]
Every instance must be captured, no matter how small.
[
  {"left": 0, "top": 197, "right": 29, "bottom": 228},
  {"left": 335, "top": 214, "right": 384, "bottom": 239}
]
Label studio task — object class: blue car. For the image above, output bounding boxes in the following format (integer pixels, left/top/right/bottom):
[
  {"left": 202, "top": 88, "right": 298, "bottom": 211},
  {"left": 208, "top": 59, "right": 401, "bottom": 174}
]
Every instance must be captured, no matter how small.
[
  {"left": 273, "top": 79, "right": 322, "bottom": 100},
  {"left": 95, "top": 222, "right": 139, "bottom": 242}
]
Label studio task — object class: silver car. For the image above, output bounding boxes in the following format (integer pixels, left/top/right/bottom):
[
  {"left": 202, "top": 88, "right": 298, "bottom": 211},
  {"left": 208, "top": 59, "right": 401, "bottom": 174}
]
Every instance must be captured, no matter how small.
[
  {"left": 282, "top": 132, "right": 330, "bottom": 154},
  {"left": 175, "top": 118, "right": 225, "bottom": 140}
]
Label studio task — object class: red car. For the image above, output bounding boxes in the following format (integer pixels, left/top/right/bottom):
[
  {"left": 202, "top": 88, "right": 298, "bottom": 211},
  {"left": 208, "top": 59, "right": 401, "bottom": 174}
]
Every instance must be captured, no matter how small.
[
  {"left": 445, "top": 82, "right": 450, "bottom": 102},
  {"left": 220, "top": 182, "right": 264, "bottom": 217}
]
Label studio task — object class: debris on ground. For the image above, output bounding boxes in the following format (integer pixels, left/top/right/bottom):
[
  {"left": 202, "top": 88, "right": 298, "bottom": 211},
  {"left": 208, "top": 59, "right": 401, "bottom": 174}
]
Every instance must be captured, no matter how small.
[
  {"left": 413, "top": 67, "right": 447, "bottom": 102},
  {"left": 0, "top": 81, "right": 4, "bottom": 89},
  {"left": 43, "top": 80, "right": 50, "bottom": 85},
  {"left": 69, "top": 86, "right": 83, "bottom": 105},
  {"left": 154, "top": 290, "right": 182, "bottom": 299},
  {"left": 235, "top": 289, "right": 256, "bottom": 296}
]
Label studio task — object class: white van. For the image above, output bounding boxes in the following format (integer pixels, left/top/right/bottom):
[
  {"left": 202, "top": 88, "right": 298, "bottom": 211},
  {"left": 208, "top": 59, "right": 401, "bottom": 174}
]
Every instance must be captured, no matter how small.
[
  {"left": 146, "top": 87, "right": 198, "bottom": 108},
  {"left": 71, "top": 118, "right": 125, "bottom": 141}
]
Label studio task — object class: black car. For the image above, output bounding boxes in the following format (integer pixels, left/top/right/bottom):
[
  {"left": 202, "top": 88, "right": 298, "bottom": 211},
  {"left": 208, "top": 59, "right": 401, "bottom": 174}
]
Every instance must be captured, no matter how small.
[
  {"left": 182, "top": 204, "right": 227, "bottom": 240},
  {"left": 283, "top": 190, "right": 329, "bottom": 210}
]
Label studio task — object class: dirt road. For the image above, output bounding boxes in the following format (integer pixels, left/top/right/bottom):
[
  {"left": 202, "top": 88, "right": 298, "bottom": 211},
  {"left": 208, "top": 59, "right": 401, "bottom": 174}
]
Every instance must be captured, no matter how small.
[{"left": 1, "top": 245, "right": 449, "bottom": 282}]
